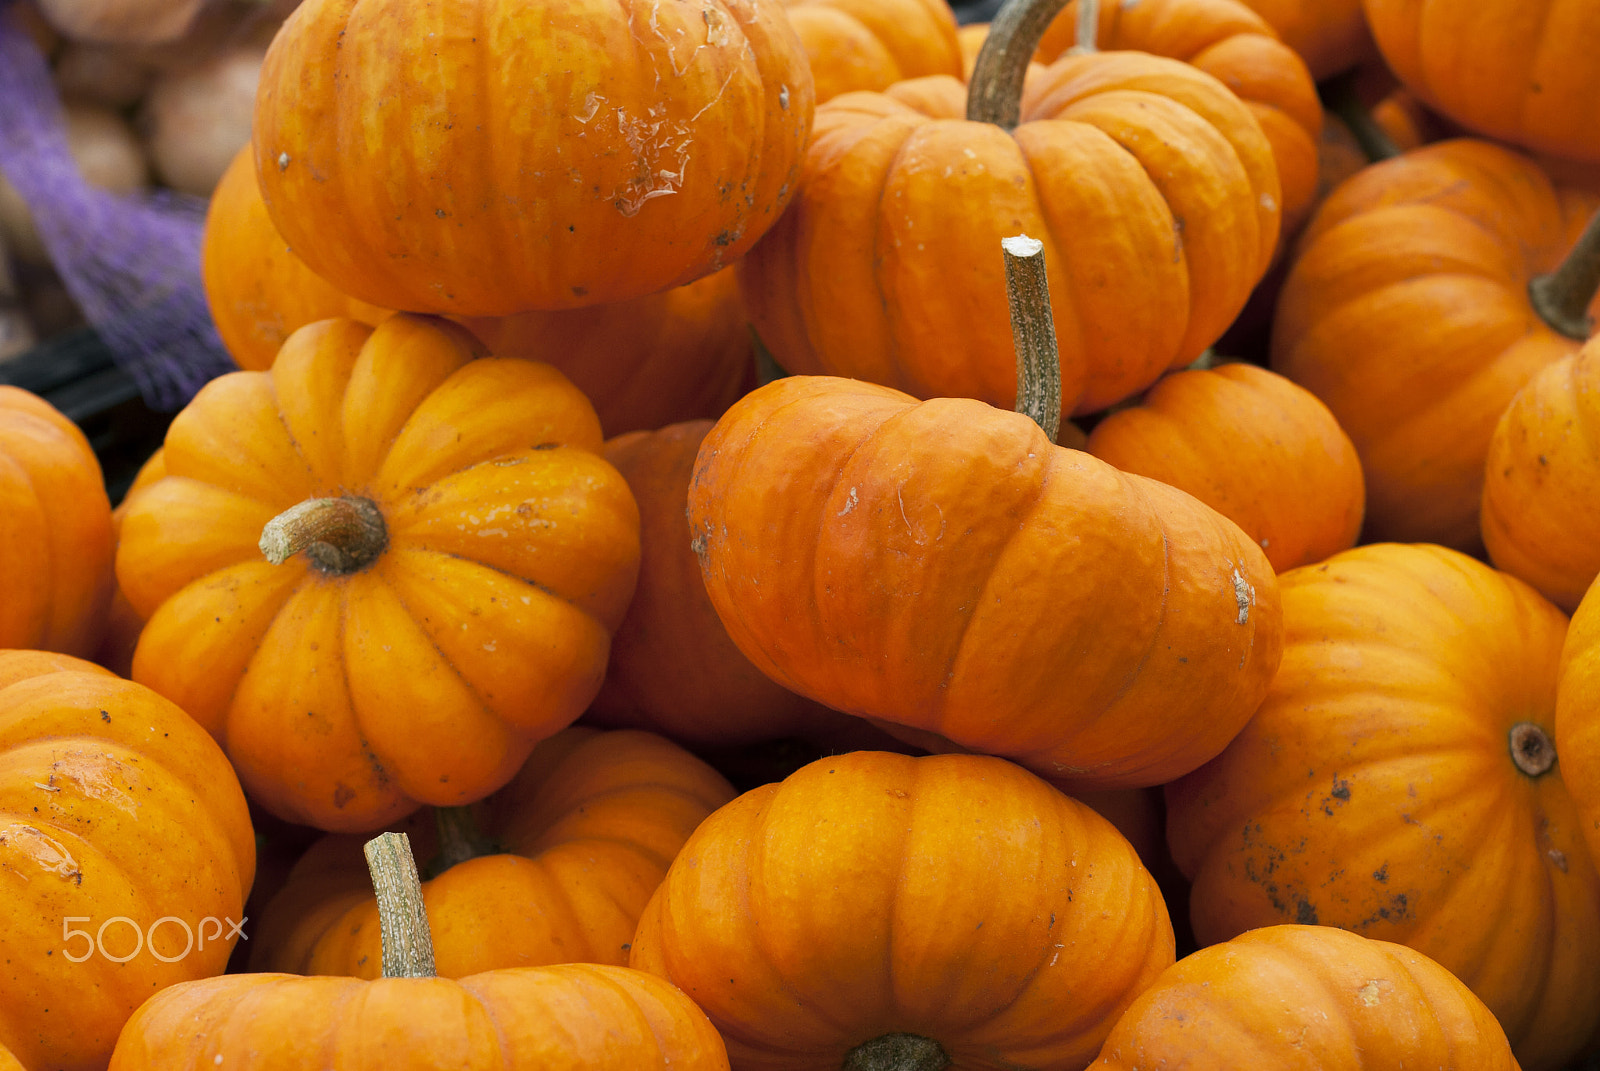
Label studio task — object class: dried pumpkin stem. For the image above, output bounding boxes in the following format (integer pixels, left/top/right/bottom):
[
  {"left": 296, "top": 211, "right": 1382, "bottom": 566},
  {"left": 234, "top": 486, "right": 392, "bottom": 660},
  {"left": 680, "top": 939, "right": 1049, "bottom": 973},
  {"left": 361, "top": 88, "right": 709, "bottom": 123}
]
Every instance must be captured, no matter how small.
[
  {"left": 1529, "top": 207, "right": 1600, "bottom": 341},
  {"left": 363, "top": 831, "right": 438, "bottom": 979},
  {"left": 259, "top": 495, "right": 388, "bottom": 574},
  {"left": 967, "top": 0, "right": 1087, "bottom": 127},
  {"left": 426, "top": 805, "right": 501, "bottom": 879},
  {"left": 1067, "top": 0, "right": 1100, "bottom": 55},
  {"left": 843, "top": 1033, "right": 950, "bottom": 1071},
  {"left": 1002, "top": 234, "right": 1063, "bottom": 443},
  {"left": 1509, "top": 722, "right": 1557, "bottom": 778},
  {"left": 1322, "top": 72, "right": 1401, "bottom": 163}
]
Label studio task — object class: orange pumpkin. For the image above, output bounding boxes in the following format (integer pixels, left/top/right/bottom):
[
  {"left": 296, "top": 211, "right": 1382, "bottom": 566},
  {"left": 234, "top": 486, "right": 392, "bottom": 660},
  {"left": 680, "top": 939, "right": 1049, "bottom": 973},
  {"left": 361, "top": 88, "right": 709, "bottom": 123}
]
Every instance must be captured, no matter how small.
[
  {"left": 0, "top": 1043, "right": 21, "bottom": 1071},
  {"left": 1557, "top": 577, "right": 1600, "bottom": 870},
  {"left": 1032, "top": 0, "right": 1322, "bottom": 236},
  {"left": 1091, "top": 926, "right": 1519, "bottom": 1070},
  {"left": 253, "top": 0, "right": 813, "bottom": 315},
  {"left": 0, "top": 651, "right": 255, "bottom": 1071},
  {"left": 1481, "top": 336, "right": 1600, "bottom": 612},
  {"left": 1364, "top": 0, "right": 1600, "bottom": 164},
  {"left": 0, "top": 386, "right": 114, "bottom": 656},
  {"left": 1231, "top": 0, "right": 1374, "bottom": 79},
  {"left": 1167, "top": 543, "right": 1600, "bottom": 1071},
  {"left": 201, "top": 145, "right": 756, "bottom": 437},
  {"left": 630, "top": 750, "right": 1175, "bottom": 1070},
  {"left": 1271, "top": 139, "right": 1600, "bottom": 550},
  {"left": 115, "top": 314, "right": 641, "bottom": 831},
  {"left": 109, "top": 832, "right": 731, "bottom": 1071},
  {"left": 740, "top": 0, "right": 1281, "bottom": 416},
  {"left": 1087, "top": 361, "right": 1364, "bottom": 572},
  {"left": 253, "top": 727, "right": 734, "bottom": 978},
  {"left": 780, "top": 0, "right": 962, "bottom": 103},
  {"left": 93, "top": 448, "right": 167, "bottom": 678},
  {"left": 688, "top": 371, "right": 1281, "bottom": 790}
]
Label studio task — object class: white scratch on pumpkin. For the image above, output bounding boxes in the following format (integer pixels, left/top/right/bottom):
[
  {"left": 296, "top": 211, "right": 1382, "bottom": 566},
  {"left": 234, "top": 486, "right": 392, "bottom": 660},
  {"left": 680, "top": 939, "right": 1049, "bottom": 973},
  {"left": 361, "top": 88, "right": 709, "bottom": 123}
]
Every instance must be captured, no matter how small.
[
  {"left": 1233, "top": 566, "right": 1254, "bottom": 624},
  {"left": 837, "top": 487, "right": 858, "bottom": 516}
]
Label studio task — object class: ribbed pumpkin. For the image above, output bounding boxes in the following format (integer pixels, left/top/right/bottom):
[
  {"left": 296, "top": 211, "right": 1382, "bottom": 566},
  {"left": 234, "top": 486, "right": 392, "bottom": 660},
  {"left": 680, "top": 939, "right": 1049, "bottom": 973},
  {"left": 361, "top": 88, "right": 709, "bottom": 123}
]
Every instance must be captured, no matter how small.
[
  {"left": 93, "top": 448, "right": 166, "bottom": 678},
  {"left": 0, "top": 386, "right": 114, "bottom": 656},
  {"left": 781, "top": 0, "right": 962, "bottom": 103},
  {"left": 253, "top": 0, "right": 813, "bottom": 316},
  {"left": 1167, "top": 543, "right": 1600, "bottom": 1071},
  {"left": 201, "top": 145, "right": 756, "bottom": 437},
  {"left": 0, "top": 651, "right": 255, "bottom": 1071},
  {"left": 1364, "top": 0, "right": 1600, "bottom": 164},
  {"left": 1557, "top": 577, "right": 1600, "bottom": 870},
  {"left": 0, "top": 1043, "right": 20, "bottom": 1071},
  {"left": 1271, "top": 139, "right": 1600, "bottom": 550},
  {"left": 115, "top": 314, "right": 641, "bottom": 831},
  {"left": 251, "top": 728, "right": 733, "bottom": 979},
  {"left": 1091, "top": 926, "right": 1519, "bottom": 1071},
  {"left": 689, "top": 370, "right": 1281, "bottom": 789},
  {"left": 1482, "top": 336, "right": 1600, "bottom": 612},
  {"left": 1087, "top": 361, "right": 1364, "bottom": 573},
  {"left": 1232, "top": 0, "right": 1373, "bottom": 79},
  {"left": 740, "top": 0, "right": 1282, "bottom": 416},
  {"left": 109, "top": 832, "right": 731, "bottom": 1071},
  {"left": 1031, "top": 0, "right": 1321, "bottom": 236},
  {"left": 630, "top": 750, "right": 1175, "bottom": 1070}
]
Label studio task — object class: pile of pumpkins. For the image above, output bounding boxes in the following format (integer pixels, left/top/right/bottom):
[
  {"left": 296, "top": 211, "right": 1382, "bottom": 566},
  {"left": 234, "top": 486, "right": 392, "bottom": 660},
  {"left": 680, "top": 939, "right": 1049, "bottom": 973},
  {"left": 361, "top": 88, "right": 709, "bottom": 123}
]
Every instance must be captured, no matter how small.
[{"left": 3, "top": 0, "right": 1600, "bottom": 1066}]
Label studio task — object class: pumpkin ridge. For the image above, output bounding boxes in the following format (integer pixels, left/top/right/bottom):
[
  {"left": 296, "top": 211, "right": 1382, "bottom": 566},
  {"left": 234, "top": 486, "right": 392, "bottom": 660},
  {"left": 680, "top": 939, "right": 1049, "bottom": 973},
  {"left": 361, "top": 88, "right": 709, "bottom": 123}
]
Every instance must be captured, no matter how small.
[
  {"left": 187, "top": 565, "right": 307, "bottom": 754},
  {"left": 0, "top": 438, "right": 51, "bottom": 645},
  {"left": 334, "top": 580, "right": 398, "bottom": 794},
  {"left": 871, "top": 121, "right": 930, "bottom": 387}
]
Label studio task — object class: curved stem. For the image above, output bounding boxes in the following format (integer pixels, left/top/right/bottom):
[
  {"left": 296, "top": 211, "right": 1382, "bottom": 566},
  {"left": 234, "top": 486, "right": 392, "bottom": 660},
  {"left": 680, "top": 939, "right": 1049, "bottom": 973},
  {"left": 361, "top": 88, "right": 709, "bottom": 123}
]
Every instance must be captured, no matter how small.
[
  {"left": 1001, "top": 234, "right": 1062, "bottom": 443},
  {"left": 426, "top": 806, "right": 500, "bottom": 879},
  {"left": 843, "top": 1034, "right": 949, "bottom": 1071},
  {"left": 1530, "top": 207, "right": 1600, "bottom": 342},
  {"left": 966, "top": 0, "right": 1079, "bottom": 128},
  {"left": 363, "top": 831, "right": 437, "bottom": 979},
  {"left": 1321, "top": 71, "right": 1401, "bottom": 163},
  {"left": 1509, "top": 722, "right": 1557, "bottom": 778},
  {"left": 260, "top": 495, "right": 388, "bottom": 573}
]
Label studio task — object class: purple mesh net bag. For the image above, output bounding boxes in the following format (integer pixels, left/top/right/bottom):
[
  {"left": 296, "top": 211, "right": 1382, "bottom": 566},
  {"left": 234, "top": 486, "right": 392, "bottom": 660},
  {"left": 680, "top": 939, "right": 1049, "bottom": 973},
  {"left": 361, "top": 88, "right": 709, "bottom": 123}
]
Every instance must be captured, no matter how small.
[{"left": 0, "top": 3, "right": 236, "bottom": 409}]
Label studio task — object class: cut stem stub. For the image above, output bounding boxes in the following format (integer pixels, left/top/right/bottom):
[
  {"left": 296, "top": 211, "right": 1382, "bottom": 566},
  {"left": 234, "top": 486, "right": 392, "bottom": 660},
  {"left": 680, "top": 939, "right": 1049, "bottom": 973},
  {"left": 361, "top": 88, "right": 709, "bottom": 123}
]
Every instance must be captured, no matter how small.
[
  {"left": 1509, "top": 722, "right": 1556, "bottom": 778},
  {"left": 260, "top": 495, "right": 388, "bottom": 574},
  {"left": 843, "top": 1033, "right": 950, "bottom": 1071},
  {"left": 1002, "top": 234, "right": 1063, "bottom": 444},
  {"left": 363, "top": 831, "right": 438, "bottom": 979}
]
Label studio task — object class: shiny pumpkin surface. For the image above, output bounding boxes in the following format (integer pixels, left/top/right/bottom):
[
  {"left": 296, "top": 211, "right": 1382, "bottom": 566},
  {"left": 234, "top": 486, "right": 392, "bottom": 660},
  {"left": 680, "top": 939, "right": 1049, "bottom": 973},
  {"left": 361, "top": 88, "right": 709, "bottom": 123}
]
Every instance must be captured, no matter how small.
[
  {"left": 781, "top": 0, "right": 961, "bottom": 103},
  {"left": 254, "top": 0, "right": 813, "bottom": 315},
  {"left": 0, "top": 386, "right": 114, "bottom": 656},
  {"left": 688, "top": 375, "right": 1281, "bottom": 790},
  {"left": 1091, "top": 925, "right": 1520, "bottom": 1071},
  {"left": 1364, "top": 0, "right": 1600, "bottom": 163},
  {"left": 0, "top": 651, "right": 255, "bottom": 1071},
  {"left": 1482, "top": 337, "right": 1600, "bottom": 612},
  {"left": 1088, "top": 361, "right": 1364, "bottom": 573},
  {"left": 107, "top": 963, "right": 731, "bottom": 1070},
  {"left": 1557, "top": 578, "right": 1600, "bottom": 870},
  {"left": 254, "top": 728, "right": 734, "bottom": 978},
  {"left": 1168, "top": 543, "right": 1600, "bottom": 1071},
  {"left": 740, "top": 49, "right": 1281, "bottom": 416},
  {"left": 115, "top": 315, "right": 641, "bottom": 831},
  {"left": 630, "top": 750, "right": 1175, "bottom": 1070},
  {"left": 1272, "top": 139, "right": 1600, "bottom": 550}
]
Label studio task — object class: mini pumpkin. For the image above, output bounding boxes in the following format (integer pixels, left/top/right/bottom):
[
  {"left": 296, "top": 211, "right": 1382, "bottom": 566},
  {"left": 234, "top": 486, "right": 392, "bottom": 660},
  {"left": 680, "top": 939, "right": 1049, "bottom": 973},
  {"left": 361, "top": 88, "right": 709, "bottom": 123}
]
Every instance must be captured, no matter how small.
[
  {"left": 1557, "top": 576, "right": 1600, "bottom": 869},
  {"left": 115, "top": 314, "right": 641, "bottom": 831},
  {"left": 631, "top": 750, "right": 1175, "bottom": 1070},
  {"left": 1091, "top": 925, "right": 1519, "bottom": 1071},
  {"left": 1167, "top": 543, "right": 1600, "bottom": 1071},
  {"left": 781, "top": 0, "right": 962, "bottom": 103},
  {"left": 1233, "top": 0, "right": 1373, "bottom": 79},
  {"left": 0, "top": 651, "right": 255, "bottom": 1071}
]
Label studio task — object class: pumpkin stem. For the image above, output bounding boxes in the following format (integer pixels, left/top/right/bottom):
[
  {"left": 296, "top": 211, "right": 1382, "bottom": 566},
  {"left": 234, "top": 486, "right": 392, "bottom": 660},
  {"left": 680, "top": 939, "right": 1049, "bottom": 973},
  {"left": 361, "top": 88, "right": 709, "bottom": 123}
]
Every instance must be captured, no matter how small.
[
  {"left": 425, "top": 805, "right": 501, "bottom": 879},
  {"left": 1002, "top": 234, "right": 1063, "bottom": 443},
  {"left": 1529, "top": 206, "right": 1600, "bottom": 342},
  {"left": 1066, "top": 0, "right": 1100, "bottom": 56},
  {"left": 1321, "top": 72, "right": 1401, "bottom": 163},
  {"left": 843, "top": 1034, "right": 950, "bottom": 1071},
  {"left": 966, "top": 0, "right": 1085, "bottom": 128},
  {"left": 363, "top": 831, "right": 438, "bottom": 979},
  {"left": 1509, "top": 722, "right": 1557, "bottom": 778},
  {"left": 751, "top": 327, "right": 789, "bottom": 386},
  {"left": 259, "top": 495, "right": 388, "bottom": 573}
]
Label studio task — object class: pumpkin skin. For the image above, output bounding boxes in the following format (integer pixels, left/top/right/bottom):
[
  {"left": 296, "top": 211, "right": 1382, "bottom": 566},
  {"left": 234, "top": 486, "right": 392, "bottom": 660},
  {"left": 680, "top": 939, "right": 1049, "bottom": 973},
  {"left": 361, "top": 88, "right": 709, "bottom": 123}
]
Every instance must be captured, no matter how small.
[
  {"left": 1232, "top": 0, "right": 1374, "bottom": 79},
  {"left": 0, "top": 650, "right": 255, "bottom": 1071},
  {"left": 1481, "top": 337, "right": 1600, "bottom": 612},
  {"left": 253, "top": 0, "right": 813, "bottom": 316},
  {"left": 253, "top": 727, "right": 735, "bottom": 978},
  {"left": 0, "top": 385, "right": 114, "bottom": 656},
  {"left": 1032, "top": 0, "right": 1322, "bottom": 237},
  {"left": 107, "top": 963, "right": 731, "bottom": 1070},
  {"left": 115, "top": 314, "right": 641, "bottom": 831},
  {"left": 1363, "top": 0, "right": 1600, "bottom": 164},
  {"left": 1557, "top": 577, "right": 1600, "bottom": 871},
  {"left": 1271, "top": 139, "right": 1600, "bottom": 550},
  {"left": 1091, "top": 925, "right": 1520, "bottom": 1071},
  {"left": 93, "top": 448, "right": 167, "bottom": 678},
  {"left": 1087, "top": 362, "right": 1364, "bottom": 573},
  {"left": 739, "top": 49, "right": 1282, "bottom": 416},
  {"left": 1167, "top": 543, "right": 1600, "bottom": 1071},
  {"left": 688, "top": 375, "right": 1282, "bottom": 790},
  {"left": 0, "top": 1043, "right": 20, "bottom": 1071},
  {"left": 630, "top": 750, "right": 1175, "bottom": 1070},
  {"left": 781, "top": 0, "right": 961, "bottom": 104}
]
